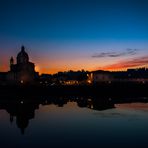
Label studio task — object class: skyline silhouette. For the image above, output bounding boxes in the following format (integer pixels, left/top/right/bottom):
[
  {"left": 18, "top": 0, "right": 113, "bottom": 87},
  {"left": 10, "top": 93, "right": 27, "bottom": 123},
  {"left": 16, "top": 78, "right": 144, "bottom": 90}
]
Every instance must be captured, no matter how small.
[
  {"left": 1, "top": 46, "right": 148, "bottom": 86},
  {"left": 0, "top": 45, "right": 148, "bottom": 75}
]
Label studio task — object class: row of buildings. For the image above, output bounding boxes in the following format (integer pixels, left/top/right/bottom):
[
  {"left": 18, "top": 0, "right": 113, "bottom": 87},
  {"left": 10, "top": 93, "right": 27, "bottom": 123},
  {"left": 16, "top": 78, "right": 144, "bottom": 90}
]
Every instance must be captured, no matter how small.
[
  {"left": 88, "top": 68, "right": 148, "bottom": 84},
  {"left": 0, "top": 46, "right": 148, "bottom": 85}
]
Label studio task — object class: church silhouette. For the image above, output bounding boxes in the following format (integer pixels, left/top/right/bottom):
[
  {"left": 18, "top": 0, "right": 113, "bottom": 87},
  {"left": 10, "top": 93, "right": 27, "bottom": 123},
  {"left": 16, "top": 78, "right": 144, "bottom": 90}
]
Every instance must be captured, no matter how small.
[{"left": 7, "top": 46, "right": 39, "bottom": 84}]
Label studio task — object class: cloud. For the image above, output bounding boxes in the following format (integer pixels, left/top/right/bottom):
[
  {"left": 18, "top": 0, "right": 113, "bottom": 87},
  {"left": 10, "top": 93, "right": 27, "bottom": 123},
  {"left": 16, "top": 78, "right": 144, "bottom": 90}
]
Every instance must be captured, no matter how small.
[
  {"left": 92, "top": 48, "right": 138, "bottom": 58},
  {"left": 99, "top": 56, "right": 148, "bottom": 70}
]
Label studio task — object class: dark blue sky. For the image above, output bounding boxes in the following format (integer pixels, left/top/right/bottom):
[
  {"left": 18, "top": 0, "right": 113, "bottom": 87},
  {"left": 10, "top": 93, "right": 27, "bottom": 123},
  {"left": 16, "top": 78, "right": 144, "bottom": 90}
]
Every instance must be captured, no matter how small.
[{"left": 0, "top": 0, "right": 148, "bottom": 73}]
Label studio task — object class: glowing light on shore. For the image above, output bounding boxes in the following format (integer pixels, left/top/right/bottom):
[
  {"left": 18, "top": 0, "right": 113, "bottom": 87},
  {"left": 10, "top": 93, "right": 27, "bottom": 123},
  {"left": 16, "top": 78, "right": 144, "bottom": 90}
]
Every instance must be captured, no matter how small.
[{"left": 35, "top": 65, "right": 40, "bottom": 72}]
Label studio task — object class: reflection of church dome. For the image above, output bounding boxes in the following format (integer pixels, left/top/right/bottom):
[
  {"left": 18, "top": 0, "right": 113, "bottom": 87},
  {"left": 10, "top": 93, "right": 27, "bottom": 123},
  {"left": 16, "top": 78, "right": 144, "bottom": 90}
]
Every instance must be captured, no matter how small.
[{"left": 17, "top": 46, "right": 29, "bottom": 64}]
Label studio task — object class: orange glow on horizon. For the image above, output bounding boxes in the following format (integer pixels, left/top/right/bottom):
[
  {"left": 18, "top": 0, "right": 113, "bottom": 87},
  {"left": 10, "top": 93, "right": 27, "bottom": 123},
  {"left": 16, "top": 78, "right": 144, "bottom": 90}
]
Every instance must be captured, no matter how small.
[
  {"left": 96, "top": 56, "right": 148, "bottom": 72},
  {"left": 1, "top": 53, "right": 148, "bottom": 74}
]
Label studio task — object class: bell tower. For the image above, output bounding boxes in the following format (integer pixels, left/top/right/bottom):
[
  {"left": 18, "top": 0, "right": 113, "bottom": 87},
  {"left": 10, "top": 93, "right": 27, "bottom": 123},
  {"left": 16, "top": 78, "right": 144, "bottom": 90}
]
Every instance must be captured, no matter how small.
[{"left": 10, "top": 56, "right": 14, "bottom": 70}]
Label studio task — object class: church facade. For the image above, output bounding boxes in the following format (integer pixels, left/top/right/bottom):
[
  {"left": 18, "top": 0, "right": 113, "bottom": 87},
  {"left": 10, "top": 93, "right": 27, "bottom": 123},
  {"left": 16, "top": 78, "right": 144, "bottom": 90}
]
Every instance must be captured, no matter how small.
[{"left": 7, "top": 46, "right": 38, "bottom": 84}]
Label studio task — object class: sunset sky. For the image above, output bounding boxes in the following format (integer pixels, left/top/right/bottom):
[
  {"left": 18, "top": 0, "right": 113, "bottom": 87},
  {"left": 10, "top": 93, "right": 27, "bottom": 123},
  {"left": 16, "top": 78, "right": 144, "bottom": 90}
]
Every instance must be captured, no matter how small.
[{"left": 0, "top": 0, "right": 148, "bottom": 74}]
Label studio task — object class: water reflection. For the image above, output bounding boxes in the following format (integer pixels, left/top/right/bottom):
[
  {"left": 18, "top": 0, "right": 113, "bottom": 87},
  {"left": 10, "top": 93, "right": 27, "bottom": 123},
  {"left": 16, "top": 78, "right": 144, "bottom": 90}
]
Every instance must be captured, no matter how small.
[
  {"left": 0, "top": 99, "right": 40, "bottom": 134},
  {"left": 0, "top": 96, "right": 148, "bottom": 135}
]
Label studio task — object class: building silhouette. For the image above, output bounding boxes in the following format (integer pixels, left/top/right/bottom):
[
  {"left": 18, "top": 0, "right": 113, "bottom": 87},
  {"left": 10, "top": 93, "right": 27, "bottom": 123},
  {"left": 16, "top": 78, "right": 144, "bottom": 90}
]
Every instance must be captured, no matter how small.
[
  {"left": 7, "top": 46, "right": 38, "bottom": 84},
  {"left": 88, "top": 68, "right": 148, "bottom": 84}
]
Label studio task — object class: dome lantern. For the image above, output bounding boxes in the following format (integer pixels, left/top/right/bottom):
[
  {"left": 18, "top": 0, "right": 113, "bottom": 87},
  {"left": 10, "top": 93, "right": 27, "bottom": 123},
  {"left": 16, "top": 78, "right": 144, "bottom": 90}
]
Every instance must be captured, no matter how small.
[{"left": 17, "top": 46, "right": 29, "bottom": 64}]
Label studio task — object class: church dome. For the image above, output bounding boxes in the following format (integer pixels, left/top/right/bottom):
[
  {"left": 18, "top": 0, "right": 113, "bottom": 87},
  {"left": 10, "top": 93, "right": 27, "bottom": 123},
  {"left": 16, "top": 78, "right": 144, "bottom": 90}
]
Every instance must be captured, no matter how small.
[{"left": 17, "top": 46, "right": 29, "bottom": 64}]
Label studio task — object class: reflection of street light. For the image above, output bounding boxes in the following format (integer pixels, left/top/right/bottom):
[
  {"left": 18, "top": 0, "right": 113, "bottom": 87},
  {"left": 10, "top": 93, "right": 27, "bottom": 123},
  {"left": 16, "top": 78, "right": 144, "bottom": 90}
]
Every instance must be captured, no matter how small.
[
  {"left": 87, "top": 80, "right": 91, "bottom": 84},
  {"left": 108, "top": 81, "right": 111, "bottom": 84},
  {"left": 109, "top": 98, "right": 112, "bottom": 101},
  {"left": 21, "top": 80, "right": 23, "bottom": 84}
]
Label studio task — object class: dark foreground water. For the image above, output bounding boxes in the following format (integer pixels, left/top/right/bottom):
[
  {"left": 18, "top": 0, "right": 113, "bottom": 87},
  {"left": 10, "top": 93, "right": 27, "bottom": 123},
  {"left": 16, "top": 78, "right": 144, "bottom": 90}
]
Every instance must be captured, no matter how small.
[{"left": 0, "top": 96, "right": 148, "bottom": 148}]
